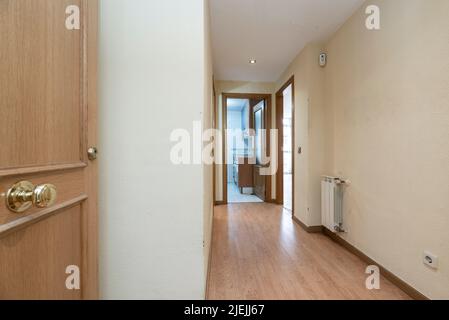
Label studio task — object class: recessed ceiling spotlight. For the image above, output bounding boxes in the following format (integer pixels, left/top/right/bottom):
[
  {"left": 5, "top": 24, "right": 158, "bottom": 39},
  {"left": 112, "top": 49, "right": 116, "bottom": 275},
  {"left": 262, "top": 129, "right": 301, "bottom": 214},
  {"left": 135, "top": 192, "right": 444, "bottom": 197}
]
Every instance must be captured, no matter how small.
[{"left": 249, "top": 59, "right": 257, "bottom": 64}]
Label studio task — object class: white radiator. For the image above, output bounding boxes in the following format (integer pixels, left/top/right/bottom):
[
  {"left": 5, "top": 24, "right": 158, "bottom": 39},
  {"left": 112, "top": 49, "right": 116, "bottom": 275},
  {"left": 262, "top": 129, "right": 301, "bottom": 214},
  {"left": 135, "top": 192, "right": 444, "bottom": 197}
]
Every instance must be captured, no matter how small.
[{"left": 321, "top": 176, "right": 346, "bottom": 233}]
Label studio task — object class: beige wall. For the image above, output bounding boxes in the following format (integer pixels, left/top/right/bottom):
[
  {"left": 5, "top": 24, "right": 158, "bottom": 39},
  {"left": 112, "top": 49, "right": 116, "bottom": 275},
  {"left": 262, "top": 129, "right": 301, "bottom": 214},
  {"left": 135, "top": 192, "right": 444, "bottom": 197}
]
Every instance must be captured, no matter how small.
[
  {"left": 214, "top": 81, "right": 276, "bottom": 202},
  {"left": 276, "top": 44, "right": 330, "bottom": 226},
  {"left": 324, "top": 0, "right": 449, "bottom": 299},
  {"left": 276, "top": 0, "right": 449, "bottom": 299}
]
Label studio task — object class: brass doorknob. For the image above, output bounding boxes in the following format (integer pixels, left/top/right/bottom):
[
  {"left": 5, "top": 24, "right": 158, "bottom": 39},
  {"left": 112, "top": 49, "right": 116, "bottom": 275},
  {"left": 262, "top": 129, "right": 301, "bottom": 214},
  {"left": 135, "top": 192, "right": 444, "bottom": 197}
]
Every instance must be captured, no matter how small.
[{"left": 6, "top": 181, "right": 57, "bottom": 213}]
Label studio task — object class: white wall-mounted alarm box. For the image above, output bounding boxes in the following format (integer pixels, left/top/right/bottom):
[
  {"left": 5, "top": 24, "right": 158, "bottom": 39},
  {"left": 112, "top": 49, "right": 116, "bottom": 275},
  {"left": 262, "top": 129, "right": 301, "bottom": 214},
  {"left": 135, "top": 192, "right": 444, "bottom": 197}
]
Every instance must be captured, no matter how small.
[{"left": 319, "top": 53, "right": 327, "bottom": 67}]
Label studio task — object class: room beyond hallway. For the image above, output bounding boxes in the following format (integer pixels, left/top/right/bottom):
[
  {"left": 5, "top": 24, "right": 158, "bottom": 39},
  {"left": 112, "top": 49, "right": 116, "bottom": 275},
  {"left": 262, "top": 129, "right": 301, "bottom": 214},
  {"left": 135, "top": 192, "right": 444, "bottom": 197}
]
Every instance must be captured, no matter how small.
[
  {"left": 283, "top": 173, "right": 292, "bottom": 211},
  {"left": 207, "top": 203, "right": 410, "bottom": 300},
  {"left": 282, "top": 83, "right": 293, "bottom": 212},
  {"left": 228, "top": 183, "right": 263, "bottom": 203}
]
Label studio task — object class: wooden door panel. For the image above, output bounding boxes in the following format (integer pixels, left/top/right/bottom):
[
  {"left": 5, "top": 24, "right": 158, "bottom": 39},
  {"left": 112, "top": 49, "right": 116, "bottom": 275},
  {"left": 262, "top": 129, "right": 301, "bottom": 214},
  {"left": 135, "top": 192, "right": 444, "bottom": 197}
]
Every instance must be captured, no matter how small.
[
  {"left": 0, "top": 169, "right": 86, "bottom": 228},
  {"left": 253, "top": 166, "right": 266, "bottom": 201},
  {"left": 0, "top": 0, "right": 85, "bottom": 169},
  {"left": 0, "top": 0, "right": 98, "bottom": 300},
  {"left": 0, "top": 206, "right": 82, "bottom": 300}
]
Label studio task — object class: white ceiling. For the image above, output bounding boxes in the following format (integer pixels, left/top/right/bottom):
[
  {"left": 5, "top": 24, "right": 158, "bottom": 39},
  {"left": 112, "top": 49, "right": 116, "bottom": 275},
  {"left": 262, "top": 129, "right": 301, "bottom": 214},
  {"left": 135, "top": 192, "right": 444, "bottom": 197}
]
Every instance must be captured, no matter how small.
[
  {"left": 210, "top": 0, "right": 365, "bottom": 82},
  {"left": 227, "top": 98, "right": 248, "bottom": 112}
]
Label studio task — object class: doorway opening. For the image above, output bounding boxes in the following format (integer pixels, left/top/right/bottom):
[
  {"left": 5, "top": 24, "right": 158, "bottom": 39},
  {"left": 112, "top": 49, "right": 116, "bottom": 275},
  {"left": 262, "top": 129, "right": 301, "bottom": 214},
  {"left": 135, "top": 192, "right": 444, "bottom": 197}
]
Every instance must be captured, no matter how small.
[
  {"left": 276, "top": 77, "right": 295, "bottom": 214},
  {"left": 222, "top": 93, "right": 273, "bottom": 204}
]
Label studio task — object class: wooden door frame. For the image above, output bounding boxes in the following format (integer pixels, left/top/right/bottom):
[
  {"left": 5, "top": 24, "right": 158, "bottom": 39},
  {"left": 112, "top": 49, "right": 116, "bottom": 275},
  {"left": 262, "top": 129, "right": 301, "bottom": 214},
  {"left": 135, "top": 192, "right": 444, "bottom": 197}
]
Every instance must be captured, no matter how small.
[
  {"left": 276, "top": 76, "right": 295, "bottom": 215},
  {"left": 84, "top": 0, "right": 99, "bottom": 299},
  {"left": 221, "top": 93, "right": 272, "bottom": 204},
  {"left": 212, "top": 80, "right": 216, "bottom": 204}
]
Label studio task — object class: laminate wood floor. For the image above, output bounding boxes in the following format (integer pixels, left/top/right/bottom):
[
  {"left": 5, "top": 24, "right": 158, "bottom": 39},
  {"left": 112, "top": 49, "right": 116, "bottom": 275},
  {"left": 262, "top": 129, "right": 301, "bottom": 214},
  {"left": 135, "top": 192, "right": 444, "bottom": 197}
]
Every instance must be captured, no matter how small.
[{"left": 207, "top": 203, "right": 411, "bottom": 300}]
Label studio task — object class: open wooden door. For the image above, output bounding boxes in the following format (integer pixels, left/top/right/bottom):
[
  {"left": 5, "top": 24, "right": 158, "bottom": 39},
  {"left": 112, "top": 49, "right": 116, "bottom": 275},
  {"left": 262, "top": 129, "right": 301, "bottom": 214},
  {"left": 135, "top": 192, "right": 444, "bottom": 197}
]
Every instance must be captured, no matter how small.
[
  {"left": 0, "top": 0, "right": 98, "bottom": 299},
  {"left": 252, "top": 100, "right": 266, "bottom": 201}
]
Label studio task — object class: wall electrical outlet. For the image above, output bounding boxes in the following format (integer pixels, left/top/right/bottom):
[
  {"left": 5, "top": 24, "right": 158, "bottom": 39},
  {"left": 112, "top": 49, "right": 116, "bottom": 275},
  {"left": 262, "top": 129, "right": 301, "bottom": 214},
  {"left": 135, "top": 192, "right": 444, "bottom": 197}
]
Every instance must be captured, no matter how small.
[
  {"left": 423, "top": 251, "right": 439, "bottom": 269},
  {"left": 319, "top": 53, "right": 327, "bottom": 67}
]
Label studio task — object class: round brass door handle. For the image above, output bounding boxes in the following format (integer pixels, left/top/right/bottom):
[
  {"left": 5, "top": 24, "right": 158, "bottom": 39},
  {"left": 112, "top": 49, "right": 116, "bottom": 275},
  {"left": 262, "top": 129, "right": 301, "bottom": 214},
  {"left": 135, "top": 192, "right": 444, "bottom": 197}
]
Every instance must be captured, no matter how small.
[{"left": 6, "top": 181, "right": 57, "bottom": 213}]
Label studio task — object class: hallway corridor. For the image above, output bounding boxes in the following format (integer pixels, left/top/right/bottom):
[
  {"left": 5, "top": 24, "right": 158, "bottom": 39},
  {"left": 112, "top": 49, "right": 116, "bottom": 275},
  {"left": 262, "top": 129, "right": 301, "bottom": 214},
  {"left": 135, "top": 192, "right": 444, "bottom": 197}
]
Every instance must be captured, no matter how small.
[{"left": 207, "top": 203, "right": 410, "bottom": 300}]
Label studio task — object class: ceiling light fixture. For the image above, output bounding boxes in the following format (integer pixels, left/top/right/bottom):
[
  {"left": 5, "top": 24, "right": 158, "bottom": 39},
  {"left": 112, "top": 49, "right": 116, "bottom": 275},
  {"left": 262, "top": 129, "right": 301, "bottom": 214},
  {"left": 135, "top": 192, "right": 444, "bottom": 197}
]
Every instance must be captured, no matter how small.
[{"left": 249, "top": 59, "right": 257, "bottom": 64}]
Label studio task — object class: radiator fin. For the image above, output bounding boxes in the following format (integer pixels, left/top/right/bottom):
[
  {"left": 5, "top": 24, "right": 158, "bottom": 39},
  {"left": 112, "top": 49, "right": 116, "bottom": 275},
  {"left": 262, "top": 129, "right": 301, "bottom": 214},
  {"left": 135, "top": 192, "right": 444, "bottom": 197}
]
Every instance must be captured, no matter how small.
[{"left": 321, "top": 177, "right": 344, "bottom": 233}]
